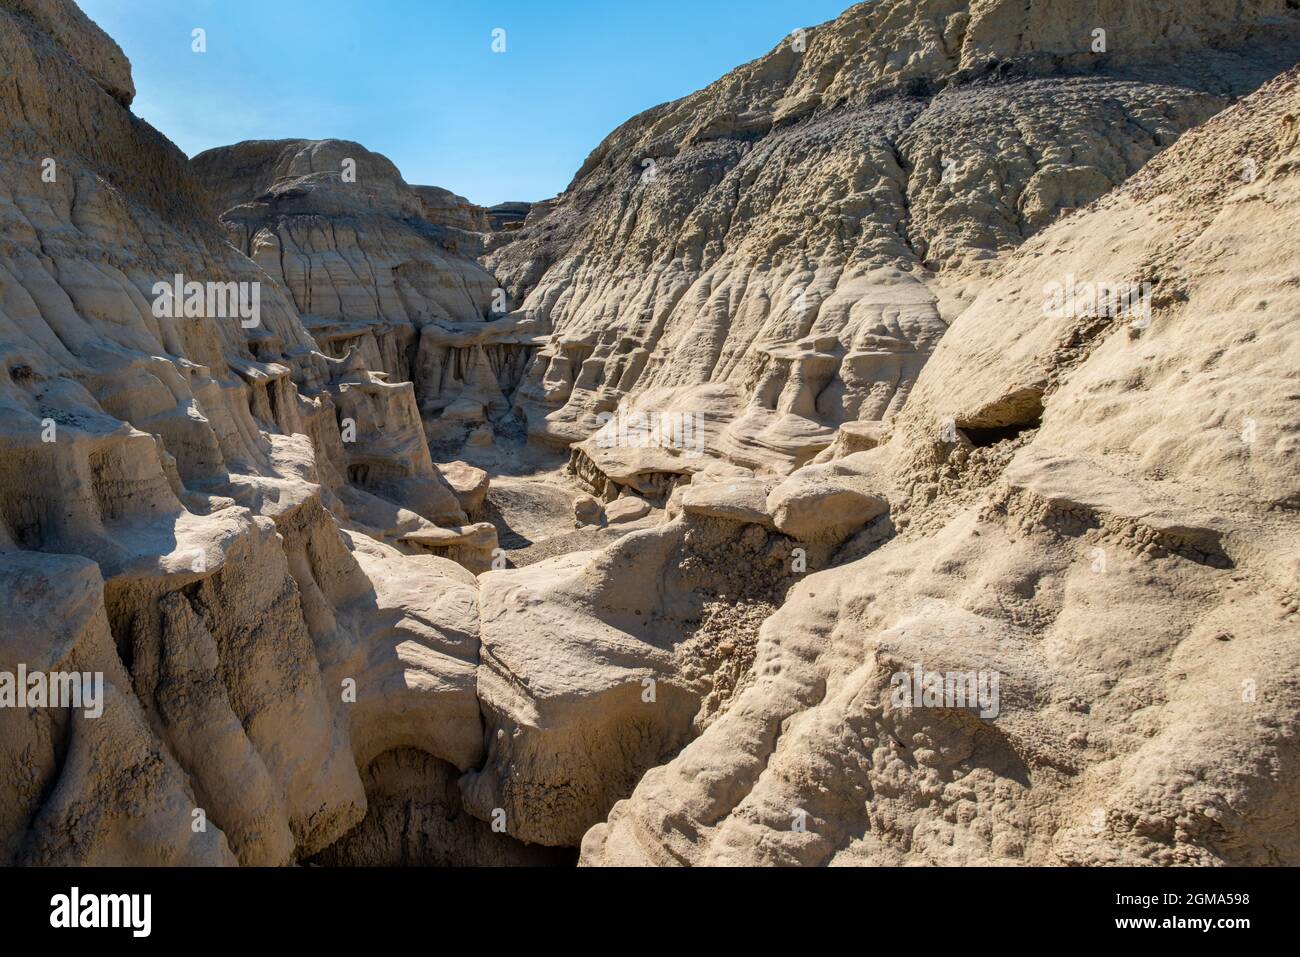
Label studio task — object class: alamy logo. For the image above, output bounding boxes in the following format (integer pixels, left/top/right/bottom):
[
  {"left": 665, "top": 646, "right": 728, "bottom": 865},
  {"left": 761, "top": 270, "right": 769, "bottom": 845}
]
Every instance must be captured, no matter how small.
[
  {"left": 50, "top": 887, "right": 151, "bottom": 937},
  {"left": 594, "top": 409, "right": 705, "bottom": 458},
  {"left": 0, "top": 666, "right": 103, "bottom": 718},
  {"left": 890, "top": 663, "right": 1000, "bottom": 719},
  {"left": 151, "top": 274, "right": 261, "bottom": 328},
  {"left": 1042, "top": 273, "right": 1152, "bottom": 327}
]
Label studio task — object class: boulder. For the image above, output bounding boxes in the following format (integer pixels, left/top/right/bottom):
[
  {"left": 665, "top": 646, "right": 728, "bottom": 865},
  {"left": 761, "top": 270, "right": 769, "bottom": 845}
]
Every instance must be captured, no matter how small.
[{"left": 605, "top": 496, "right": 652, "bottom": 524}]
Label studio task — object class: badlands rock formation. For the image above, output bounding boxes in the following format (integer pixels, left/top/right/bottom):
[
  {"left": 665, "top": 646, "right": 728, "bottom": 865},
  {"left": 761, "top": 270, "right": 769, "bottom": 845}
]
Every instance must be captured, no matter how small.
[
  {"left": 0, "top": 0, "right": 549, "bottom": 865},
  {"left": 487, "top": 202, "right": 532, "bottom": 232},
  {"left": 489, "top": 0, "right": 1300, "bottom": 488},
  {"left": 192, "top": 139, "right": 542, "bottom": 454},
  {"left": 582, "top": 65, "right": 1300, "bottom": 865},
  {"left": 0, "top": 0, "right": 1297, "bottom": 869}
]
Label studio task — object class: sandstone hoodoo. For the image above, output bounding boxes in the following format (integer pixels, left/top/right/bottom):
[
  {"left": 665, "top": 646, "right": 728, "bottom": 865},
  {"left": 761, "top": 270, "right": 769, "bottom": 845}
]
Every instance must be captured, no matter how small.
[
  {"left": 191, "top": 138, "right": 546, "bottom": 457},
  {"left": 0, "top": 0, "right": 1297, "bottom": 889}
]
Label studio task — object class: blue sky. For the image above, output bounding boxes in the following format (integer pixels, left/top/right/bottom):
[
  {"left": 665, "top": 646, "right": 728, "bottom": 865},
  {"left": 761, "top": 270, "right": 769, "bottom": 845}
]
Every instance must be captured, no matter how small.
[{"left": 78, "top": 0, "right": 850, "bottom": 206}]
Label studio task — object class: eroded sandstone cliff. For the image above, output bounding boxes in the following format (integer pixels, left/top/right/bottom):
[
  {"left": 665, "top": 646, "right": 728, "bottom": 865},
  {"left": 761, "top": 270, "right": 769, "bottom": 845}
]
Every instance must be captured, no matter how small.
[
  {"left": 0, "top": 0, "right": 546, "bottom": 865},
  {"left": 1, "top": 0, "right": 1297, "bottom": 869},
  {"left": 192, "top": 139, "right": 544, "bottom": 455},
  {"left": 579, "top": 62, "right": 1300, "bottom": 866},
  {"left": 488, "top": 0, "right": 1300, "bottom": 487}
]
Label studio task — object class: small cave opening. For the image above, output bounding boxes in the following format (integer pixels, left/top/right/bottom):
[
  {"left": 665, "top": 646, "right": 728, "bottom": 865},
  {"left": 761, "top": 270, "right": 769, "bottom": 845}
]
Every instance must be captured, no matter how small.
[
  {"left": 959, "top": 421, "right": 1039, "bottom": 448},
  {"left": 956, "top": 388, "right": 1045, "bottom": 448}
]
